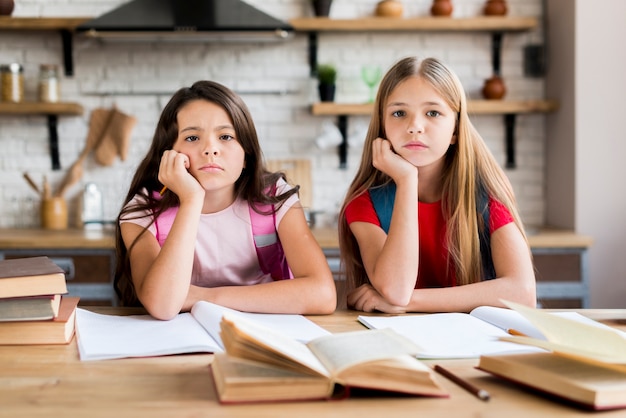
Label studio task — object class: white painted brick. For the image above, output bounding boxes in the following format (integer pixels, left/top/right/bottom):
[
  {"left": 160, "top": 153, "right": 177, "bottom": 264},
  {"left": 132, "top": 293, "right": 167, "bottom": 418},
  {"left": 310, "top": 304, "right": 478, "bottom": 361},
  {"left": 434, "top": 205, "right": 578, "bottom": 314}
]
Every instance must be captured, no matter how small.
[{"left": 0, "top": 0, "right": 548, "bottom": 227}]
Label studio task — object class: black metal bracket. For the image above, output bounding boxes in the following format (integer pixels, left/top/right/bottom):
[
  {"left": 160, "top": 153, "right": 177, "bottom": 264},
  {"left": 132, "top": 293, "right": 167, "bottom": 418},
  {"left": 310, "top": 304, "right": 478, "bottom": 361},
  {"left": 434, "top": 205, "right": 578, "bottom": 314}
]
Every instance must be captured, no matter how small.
[
  {"left": 47, "top": 115, "right": 61, "bottom": 170},
  {"left": 490, "top": 32, "right": 503, "bottom": 76},
  {"left": 504, "top": 113, "right": 516, "bottom": 169},
  {"left": 337, "top": 115, "right": 348, "bottom": 169},
  {"left": 308, "top": 32, "right": 318, "bottom": 76},
  {"left": 60, "top": 29, "right": 74, "bottom": 76}
]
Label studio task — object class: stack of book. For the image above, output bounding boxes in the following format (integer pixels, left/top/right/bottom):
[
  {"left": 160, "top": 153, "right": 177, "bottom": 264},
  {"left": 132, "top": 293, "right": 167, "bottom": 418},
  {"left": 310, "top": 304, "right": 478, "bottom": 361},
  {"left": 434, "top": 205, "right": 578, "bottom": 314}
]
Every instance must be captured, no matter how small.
[
  {"left": 477, "top": 301, "right": 626, "bottom": 411},
  {"left": 0, "top": 256, "right": 78, "bottom": 345}
]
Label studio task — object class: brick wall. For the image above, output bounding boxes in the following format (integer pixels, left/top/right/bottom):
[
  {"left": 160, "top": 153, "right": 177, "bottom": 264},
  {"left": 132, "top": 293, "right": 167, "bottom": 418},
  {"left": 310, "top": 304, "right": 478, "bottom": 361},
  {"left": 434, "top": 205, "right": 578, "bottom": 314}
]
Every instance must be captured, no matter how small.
[{"left": 0, "top": 0, "right": 546, "bottom": 229}]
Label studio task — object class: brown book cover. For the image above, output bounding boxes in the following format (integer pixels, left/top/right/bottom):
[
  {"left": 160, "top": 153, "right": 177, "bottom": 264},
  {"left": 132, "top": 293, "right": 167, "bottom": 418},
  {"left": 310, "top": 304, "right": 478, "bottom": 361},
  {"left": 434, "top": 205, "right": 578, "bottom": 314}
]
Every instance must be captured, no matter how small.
[
  {"left": 0, "top": 296, "right": 79, "bottom": 345},
  {"left": 0, "top": 256, "right": 67, "bottom": 298},
  {"left": 211, "top": 314, "right": 448, "bottom": 404},
  {"left": 0, "top": 294, "right": 62, "bottom": 321},
  {"left": 478, "top": 352, "right": 626, "bottom": 410}
]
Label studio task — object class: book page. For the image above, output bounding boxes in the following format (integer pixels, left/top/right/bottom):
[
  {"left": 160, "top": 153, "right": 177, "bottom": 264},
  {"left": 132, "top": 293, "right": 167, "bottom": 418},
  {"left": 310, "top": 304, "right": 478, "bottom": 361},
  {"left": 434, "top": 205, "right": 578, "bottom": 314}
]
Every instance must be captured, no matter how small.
[
  {"left": 470, "top": 305, "right": 612, "bottom": 340},
  {"left": 358, "top": 313, "right": 542, "bottom": 358},
  {"left": 75, "top": 308, "right": 222, "bottom": 361},
  {"left": 191, "top": 301, "right": 331, "bottom": 350},
  {"left": 306, "top": 328, "right": 421, "bottom": 375},
  {"left": 221, "top": 313, "right": 330, "bottom": 377},
  {"left": 502, "top": 301, "right": 626, "bottom": 364}
]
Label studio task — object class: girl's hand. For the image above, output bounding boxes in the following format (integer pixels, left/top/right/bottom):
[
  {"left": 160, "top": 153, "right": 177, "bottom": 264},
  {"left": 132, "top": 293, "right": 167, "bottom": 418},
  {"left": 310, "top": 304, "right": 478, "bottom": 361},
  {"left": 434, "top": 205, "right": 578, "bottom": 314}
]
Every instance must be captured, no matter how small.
[
  {"left": 347, "top": 283, "right": 408, "bottom": 314},
  {"left": 158, "top": 150, "right": 204, "bottom": 201},
  {"left": 371, "top": 137, "right": 417, "bottom": 183}
]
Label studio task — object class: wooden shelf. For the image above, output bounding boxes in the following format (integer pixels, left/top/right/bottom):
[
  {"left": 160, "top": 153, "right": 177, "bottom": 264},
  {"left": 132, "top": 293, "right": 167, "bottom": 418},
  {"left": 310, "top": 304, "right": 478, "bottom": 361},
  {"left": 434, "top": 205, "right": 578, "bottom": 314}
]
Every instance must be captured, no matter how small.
[
  {"left": 290, "top": 16, "right": 538, "bottom": 32},
  {"left": 312, "top": 100, "right": 558, "bottom": 116},
  {"left": 0, "top": 101, "right": 84, "bottom": 115},
  {"left": 0, "top": 16, "right": 89, "bottom": 30},
  {"left": 0, "top": 102, "right": 84, "bottom": 171},
  {"left": 314, "top": 100, "right": 558, "bottom": 170},
  {"left": 0, "top": 17, "right": 90, "bottom": 76}
]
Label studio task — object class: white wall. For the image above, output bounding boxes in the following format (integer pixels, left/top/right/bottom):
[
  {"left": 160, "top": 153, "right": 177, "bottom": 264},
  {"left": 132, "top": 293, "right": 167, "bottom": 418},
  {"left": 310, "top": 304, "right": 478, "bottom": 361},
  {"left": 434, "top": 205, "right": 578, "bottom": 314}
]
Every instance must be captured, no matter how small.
[
  {"left": 576, "top": 0, "right": 626, "bottom": 307},
  {"left": 546, "top": 0, "right": 626, "bottom": 307},
  {"left": 0, "top": 0, "right": 547, "bottom": 230}
]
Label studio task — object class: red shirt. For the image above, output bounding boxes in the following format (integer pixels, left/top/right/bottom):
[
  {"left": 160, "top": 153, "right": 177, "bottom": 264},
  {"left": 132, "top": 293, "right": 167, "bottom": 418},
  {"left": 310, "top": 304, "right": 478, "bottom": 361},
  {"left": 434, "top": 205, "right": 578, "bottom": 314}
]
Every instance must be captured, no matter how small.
[{"left": 344, "top": 191, "right": 514, "bottom": 288}]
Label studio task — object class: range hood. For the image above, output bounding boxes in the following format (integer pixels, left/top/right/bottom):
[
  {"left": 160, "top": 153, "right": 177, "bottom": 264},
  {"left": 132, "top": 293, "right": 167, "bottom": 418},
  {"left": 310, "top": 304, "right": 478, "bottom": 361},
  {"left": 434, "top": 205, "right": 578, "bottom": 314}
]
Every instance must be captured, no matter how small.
[{"left": 76, "top": 0, "right": 294, "bottom": 42}]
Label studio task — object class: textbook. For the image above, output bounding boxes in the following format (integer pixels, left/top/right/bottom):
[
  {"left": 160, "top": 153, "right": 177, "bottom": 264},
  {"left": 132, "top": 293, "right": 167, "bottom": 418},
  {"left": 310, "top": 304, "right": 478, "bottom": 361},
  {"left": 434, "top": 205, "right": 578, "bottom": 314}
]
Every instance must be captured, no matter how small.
[
  {"left": 0, "top": 256, "right": 67, "bottom": 298},
  {"left": 211, "top": 314, "right": 448, "bottom": 404},
  {"left": 0, "top": 294, "right": 61, "bottom": 322},
  {"left": 477, "top": 352, "right": 626, "bottom": 410},
  {"left": 357, "top": 305, "right": 607, "bottom": 358},
  {"left": 0, "top": 296, "right": 79, "bottom": 345},
  {"left": 75, "top": 300, "right": 332, "bottom": 361},
  {"left": 497, "top": 300, "right": 626, "bottom": 365}
]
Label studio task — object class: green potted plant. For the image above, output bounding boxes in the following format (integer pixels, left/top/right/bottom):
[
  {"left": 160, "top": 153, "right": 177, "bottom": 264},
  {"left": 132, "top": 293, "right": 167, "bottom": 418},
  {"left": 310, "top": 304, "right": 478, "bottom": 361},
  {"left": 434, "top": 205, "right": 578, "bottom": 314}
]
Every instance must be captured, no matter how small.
[{"left": 316, "top": 63, "right": 337, "bottom": 102}]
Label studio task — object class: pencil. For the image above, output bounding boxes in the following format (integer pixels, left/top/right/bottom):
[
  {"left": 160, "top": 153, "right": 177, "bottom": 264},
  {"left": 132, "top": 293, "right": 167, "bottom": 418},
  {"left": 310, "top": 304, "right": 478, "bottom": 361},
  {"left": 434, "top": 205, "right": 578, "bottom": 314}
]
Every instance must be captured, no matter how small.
[
  {"left": 434, "top": 364, "right": 490, "bottom": 401},
  {"left": 507, "top": 328, "right": 528, "bottom": 337},
  {"left": 159, "top": 186, "right": 167, "bottom": 195}
]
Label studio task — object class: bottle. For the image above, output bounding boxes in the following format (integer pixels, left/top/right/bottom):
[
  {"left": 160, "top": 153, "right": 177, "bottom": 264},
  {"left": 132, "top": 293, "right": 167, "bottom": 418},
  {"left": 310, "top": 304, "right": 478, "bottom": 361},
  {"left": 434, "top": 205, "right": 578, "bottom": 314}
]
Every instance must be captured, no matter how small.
[
  {"left": 38, "top": 64, "right": 60, "bottom": 103},
  {"left": 0, "top": 63, "right": 24, "bottom": 103},
  {"left": 81, "top": 183, "right": 103, "bottom": 229}
]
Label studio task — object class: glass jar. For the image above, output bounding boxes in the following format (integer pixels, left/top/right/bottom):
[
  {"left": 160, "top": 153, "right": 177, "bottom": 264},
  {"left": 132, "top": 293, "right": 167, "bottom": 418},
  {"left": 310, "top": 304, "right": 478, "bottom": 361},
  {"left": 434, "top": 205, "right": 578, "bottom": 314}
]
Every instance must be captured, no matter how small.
[
  {"left": 0, "top": 63, "right": 24, "bottom": 103},
  {"left": 38, "top": 64, "right": 60, "bottom": 103}
]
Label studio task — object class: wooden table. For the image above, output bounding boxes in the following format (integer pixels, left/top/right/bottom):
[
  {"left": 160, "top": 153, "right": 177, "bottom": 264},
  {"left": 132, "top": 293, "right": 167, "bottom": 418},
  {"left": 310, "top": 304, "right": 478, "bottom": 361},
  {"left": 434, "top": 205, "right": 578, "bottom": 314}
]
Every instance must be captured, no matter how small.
[{"left": 1, "top": 309, "right": 625, "bottom": 417}]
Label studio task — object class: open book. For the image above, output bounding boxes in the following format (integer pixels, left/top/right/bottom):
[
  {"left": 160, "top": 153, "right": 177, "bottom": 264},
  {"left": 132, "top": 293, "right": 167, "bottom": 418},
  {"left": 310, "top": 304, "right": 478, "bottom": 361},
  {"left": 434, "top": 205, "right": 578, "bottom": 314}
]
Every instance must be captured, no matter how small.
[
  {"left": 477, "top": 301, "right": 626, "bottom": 410},
  {"left": 211, "top": 313, "right": 448, "bottom": 403},
  {"left": 358, "top": 305, "right": 606, "bottom": 358},
  {"left": 497, "top": 300, "right": 626, "bottom": 366},
  {"left": 75, "top": 301, "right": 331, "bottom": 361}
]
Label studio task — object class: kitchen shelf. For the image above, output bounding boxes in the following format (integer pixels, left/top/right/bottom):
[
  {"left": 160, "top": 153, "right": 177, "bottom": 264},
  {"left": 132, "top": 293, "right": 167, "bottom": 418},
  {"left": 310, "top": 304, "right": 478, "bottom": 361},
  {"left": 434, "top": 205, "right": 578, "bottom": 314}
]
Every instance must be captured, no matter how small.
[
  {"left": 0, "top": 16, "right": 89, "bottom": 76},
  {"left": 312, "top": 100, "right": 558, "bottom": 169},
  {"left": 291, "top": 16, "right": 538, "bottom": 76},
  {"left": 294, "top": 16, "right": 549, "bottom": 169},
  {"left": 0, "top": 101, "right": 84, "bottom": 170},
  {"left": 311, "top": 100, "right": 558, "bottom": 116},
  {"left": 290, "top": 16, "right": 538, "bottom": 32}
]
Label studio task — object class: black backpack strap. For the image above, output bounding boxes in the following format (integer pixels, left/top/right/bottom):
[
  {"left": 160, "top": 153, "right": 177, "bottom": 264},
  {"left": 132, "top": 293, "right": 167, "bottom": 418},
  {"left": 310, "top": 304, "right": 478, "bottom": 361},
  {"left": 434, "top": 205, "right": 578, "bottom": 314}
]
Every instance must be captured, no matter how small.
[{"left": 369, "top": 182, "right": 396, "bottom": 234}]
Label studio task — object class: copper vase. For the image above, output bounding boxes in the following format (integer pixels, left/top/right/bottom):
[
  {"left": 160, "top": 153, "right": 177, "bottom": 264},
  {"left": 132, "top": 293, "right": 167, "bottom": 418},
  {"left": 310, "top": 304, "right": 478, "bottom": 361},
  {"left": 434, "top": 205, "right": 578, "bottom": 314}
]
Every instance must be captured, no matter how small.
[{"left": 482, "top": 75, "right": 506, "bottom": 100}]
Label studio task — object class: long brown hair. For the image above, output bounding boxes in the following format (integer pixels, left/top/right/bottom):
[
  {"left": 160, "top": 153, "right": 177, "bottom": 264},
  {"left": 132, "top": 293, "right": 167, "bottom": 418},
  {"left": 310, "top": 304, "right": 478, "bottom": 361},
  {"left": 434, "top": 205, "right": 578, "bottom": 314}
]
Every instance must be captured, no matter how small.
[
  {"left": 113, "top": 80, "right": 297, "bottom": 306},
  {"left": 338, "top": 57, "right": 528, "bottom": 292}
]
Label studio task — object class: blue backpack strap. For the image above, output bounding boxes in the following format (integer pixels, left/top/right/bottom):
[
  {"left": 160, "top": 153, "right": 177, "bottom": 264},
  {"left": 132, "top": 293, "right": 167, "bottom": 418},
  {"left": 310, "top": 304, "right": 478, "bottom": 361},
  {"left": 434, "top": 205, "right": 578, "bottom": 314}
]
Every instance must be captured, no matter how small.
[
  {"left": 370, "top": 182, "right": 495, "bottom": 281},
  {"left": 369, "top": 182, "right": 396, "bottom": 234}
]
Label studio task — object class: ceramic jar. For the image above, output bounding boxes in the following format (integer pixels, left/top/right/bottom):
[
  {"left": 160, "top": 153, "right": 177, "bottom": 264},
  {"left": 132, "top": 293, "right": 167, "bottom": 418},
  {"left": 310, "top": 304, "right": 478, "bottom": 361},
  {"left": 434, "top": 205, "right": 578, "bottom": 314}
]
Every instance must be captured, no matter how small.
[
  {"left": 483, "top": 0, "right": 508, "bottom": 16},
  {"left": 0, "top": 0, "right": 14, "bottom": 16},
  {"left": 482, "top": 75, "right": 506, "bottom": 100},
  {"left": 430, "top": 0, "right": 453, "bottom": 17},
  {"left": 376, "top": 0, "right": 404, "bottom": 17}
]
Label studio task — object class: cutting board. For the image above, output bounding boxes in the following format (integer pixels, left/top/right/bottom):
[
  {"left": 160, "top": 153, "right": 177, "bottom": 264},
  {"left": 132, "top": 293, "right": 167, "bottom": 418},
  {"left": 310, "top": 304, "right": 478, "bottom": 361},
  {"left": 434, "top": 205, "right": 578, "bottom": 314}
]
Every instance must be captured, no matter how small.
[{"left": 266, "top": 159, "right": 312, "bottom": 209}]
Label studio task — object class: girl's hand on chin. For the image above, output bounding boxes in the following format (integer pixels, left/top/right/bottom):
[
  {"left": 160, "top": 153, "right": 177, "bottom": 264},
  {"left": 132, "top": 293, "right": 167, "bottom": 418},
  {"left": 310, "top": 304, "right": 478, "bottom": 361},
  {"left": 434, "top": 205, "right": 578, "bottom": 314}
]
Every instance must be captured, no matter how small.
[
  {"left": 158, "top": 150, "right": 203, "bottom": 198},
  {"left": 372, "top": 138, "right": 417, "bottom": 182}
]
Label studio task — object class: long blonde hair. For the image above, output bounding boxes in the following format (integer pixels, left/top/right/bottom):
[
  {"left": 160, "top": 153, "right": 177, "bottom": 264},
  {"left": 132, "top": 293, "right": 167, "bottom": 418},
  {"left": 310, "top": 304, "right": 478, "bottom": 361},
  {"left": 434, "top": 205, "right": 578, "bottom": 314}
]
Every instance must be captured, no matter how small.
[{"left": 338, "top": 56, "right": 528, "bottom": 291}]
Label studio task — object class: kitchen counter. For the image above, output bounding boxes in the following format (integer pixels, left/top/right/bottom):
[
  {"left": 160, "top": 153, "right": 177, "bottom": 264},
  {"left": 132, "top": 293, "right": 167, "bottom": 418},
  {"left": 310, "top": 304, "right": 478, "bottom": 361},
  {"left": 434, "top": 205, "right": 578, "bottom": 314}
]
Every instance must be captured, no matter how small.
[
  {"left": 0, "top": 227, "right": 594, "bottom": 308},
  {"left": 0, "top": 226, "right": 593, "bottom": 250}
]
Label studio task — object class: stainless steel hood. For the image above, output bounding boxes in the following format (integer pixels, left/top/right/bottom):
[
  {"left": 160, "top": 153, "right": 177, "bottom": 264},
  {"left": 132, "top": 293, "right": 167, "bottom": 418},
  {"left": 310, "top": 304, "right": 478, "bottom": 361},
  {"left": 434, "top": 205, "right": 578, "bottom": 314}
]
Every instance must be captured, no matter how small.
[{"left": 76, "top": 0, "right": 294, "bottom": 42}]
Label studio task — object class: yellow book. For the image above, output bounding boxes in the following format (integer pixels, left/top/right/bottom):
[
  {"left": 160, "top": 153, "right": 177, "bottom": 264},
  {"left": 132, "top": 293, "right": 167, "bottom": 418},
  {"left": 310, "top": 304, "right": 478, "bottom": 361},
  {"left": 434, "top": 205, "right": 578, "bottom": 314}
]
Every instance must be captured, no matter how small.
[
  {"left": 211, "top": 313, "right": 448, "bottom": 404},
  {"left": 500, "top": 300, "right": 626, "bottom": 366}
]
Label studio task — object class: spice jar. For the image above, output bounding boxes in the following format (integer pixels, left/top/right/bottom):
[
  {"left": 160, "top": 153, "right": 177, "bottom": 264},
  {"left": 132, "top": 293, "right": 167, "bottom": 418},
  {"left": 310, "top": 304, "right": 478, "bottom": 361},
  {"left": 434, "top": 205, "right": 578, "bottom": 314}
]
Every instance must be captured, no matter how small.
[
  {"left": 38, "top": 64, "right": 60, "bottom": 103},
  {"left": 0, "top": 63, "right": 24, "bottom": 103}
]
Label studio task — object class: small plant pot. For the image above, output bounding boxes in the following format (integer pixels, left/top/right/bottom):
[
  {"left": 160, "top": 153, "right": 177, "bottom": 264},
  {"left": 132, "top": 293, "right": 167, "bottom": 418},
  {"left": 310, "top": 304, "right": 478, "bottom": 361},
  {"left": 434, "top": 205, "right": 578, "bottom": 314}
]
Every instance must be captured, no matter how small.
[
  {"left": 318, "top": 83, "right": 336, "bottom": 102},
  {"left": 312, "top": 0, "right": 333, "bottom": 17}
]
